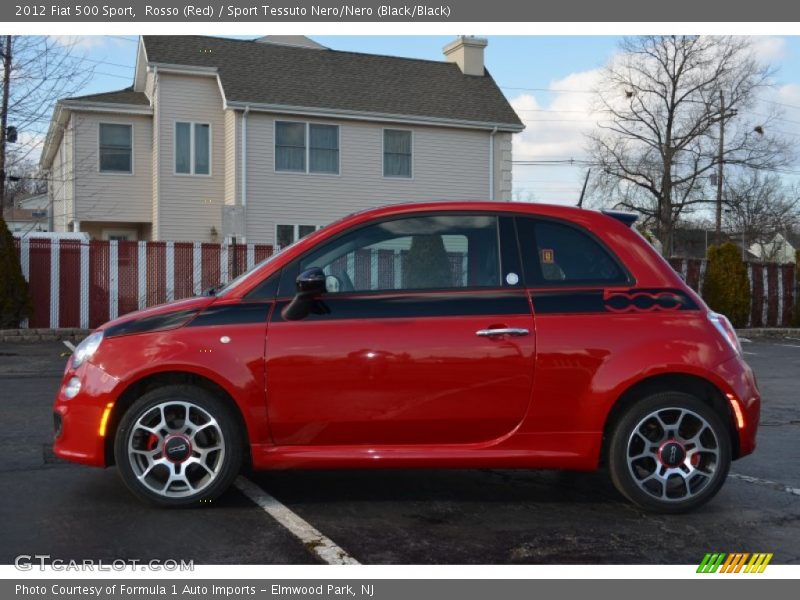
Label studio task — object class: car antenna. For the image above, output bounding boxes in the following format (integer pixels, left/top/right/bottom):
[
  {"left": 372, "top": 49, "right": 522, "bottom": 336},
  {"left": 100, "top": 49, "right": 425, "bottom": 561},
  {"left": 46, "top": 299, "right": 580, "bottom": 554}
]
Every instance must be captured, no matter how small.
[{"left": 577, "top": 169, "right": 591, "bottom": 208}]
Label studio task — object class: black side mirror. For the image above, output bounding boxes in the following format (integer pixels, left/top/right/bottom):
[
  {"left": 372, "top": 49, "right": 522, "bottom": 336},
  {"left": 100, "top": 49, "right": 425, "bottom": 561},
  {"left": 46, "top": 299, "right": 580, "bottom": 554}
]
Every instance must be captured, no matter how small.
[{"left": 281, "top": 267, "right": 326, "bottom": 321}]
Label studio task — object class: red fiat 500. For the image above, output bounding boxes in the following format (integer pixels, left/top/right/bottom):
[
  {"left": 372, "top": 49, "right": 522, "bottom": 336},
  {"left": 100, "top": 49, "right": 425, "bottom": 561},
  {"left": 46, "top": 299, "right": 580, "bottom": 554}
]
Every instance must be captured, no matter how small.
[{"left": 53, "top": 202, "right": 759, "bottom": 512}]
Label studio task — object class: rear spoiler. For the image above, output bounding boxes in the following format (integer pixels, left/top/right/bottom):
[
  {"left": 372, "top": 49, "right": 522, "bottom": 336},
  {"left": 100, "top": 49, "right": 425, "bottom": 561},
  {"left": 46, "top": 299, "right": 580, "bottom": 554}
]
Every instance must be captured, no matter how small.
[{"left": 601, "top": 210, "right": 638, "bottom": 227}]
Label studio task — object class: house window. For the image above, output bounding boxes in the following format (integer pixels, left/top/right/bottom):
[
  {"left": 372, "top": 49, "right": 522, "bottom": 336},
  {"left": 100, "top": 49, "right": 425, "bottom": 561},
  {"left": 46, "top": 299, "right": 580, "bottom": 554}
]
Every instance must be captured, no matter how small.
[
  {"left": 99, "top": 123, "right": 132, "bottom": 173},
  {"left": 383, "top": 129, "right": 412, "bottom": 178},
  {"left": 175, "top": 122, "right": 211, "bottom": 175},
  {"left": 102, "top": 228, "right": 137, "bottom": 241},
  {"left": 275, "top": 121, "right": 339, "bottom": 174},
  {"left": 277, "top": 224, "right": 320, "bottom": 248}
]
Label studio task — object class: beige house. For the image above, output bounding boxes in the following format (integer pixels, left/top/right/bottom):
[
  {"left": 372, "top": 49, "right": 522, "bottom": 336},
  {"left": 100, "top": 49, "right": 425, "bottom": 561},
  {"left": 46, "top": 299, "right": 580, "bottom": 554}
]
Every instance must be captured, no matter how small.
[{"left": 40, "top": 35, "right": 523, "bottom": 245}]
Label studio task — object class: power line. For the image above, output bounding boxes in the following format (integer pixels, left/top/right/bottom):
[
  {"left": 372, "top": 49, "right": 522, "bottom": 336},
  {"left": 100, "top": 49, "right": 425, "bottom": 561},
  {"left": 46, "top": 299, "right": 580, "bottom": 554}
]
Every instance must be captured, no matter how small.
[
  {"left": 107, "top": 36, "right": 139, "bottom": 43},
  {"left": 502, "top": 84, "right": 800, "bottom": 112},
  {"left": 78, "top": 56, "right": 134, "bottom": 70}
]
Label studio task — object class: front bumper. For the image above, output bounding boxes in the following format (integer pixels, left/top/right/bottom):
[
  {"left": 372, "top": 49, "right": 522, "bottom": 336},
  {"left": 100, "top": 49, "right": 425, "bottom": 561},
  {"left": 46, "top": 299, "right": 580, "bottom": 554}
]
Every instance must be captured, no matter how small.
[
  {"left": 716, "top": 354, "right": 760, "bottom": 457},
  {"left": 53, "top": 360, "right": 120, "bottom": 467}
]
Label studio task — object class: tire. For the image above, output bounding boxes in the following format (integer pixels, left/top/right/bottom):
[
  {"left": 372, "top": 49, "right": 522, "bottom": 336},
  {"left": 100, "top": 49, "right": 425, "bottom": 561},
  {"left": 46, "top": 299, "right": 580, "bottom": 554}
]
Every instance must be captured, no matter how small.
[
  {"left": 114, "top": 384, "right": 243, "bottom": 507},
  {"left": 608, "top": 391, "right": 731, "bottom": 513}
]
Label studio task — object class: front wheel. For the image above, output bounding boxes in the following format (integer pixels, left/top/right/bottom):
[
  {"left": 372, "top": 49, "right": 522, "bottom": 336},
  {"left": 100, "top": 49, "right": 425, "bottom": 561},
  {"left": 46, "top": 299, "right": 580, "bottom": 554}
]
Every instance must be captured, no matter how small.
[
  {"left": 114, "top": 385, "right": 243, "bottom": 507},
  {"left": 608, "top": 392, "right": 732, "bottom": 513}
]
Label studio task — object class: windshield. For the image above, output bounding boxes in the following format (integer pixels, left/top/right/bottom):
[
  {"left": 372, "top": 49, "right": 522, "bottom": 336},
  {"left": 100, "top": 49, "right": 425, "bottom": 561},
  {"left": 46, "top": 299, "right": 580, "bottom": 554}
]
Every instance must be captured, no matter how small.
[{"left": 216, "top": 249, "right": 284, "bottom": 296}]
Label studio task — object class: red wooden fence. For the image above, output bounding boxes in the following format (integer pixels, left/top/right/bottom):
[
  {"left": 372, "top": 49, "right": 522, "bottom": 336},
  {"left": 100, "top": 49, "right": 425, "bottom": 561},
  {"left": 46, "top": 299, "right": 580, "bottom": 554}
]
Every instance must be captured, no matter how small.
[
  {"left": 9, "top": 239, "right": 799, "bottom": 329},
  {"left": 668, "top": 257, "right": 797, "bottom": 328},
  {"left": 13, "top": 238, "right": 274, "bottom": 329}
]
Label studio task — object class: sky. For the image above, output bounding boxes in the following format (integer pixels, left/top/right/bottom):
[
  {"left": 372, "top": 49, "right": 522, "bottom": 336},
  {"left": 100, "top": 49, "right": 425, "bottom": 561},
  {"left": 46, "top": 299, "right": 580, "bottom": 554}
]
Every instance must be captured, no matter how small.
[{"left": 45, "top": 35, "right": 800, "bottom": 206}]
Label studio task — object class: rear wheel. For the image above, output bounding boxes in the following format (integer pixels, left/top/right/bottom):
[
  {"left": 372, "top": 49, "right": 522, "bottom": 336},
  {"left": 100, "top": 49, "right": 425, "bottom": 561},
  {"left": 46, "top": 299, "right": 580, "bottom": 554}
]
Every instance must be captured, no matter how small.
[
  {"left": 608, "top": 392, "right": 731, "bottom": 513},
  {"left": 114, "top": 385, "right": 242, "bottom": 507}
]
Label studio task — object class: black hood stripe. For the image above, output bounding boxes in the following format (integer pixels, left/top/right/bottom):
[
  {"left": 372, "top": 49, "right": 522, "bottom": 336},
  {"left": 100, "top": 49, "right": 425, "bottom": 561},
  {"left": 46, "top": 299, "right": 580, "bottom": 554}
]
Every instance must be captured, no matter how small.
[{"left": 104, "top": 309, "right": 199, "bottom": 338}]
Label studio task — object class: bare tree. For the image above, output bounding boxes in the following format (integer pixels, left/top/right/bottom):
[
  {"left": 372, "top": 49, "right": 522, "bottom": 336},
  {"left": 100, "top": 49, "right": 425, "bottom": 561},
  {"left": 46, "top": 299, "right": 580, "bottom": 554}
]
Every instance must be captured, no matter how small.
[
  {"left": 722, "top": 170, "right": 800, "bottom": 262},
  {"left": 0, "top": 36, "right": 93, "bottom": 211},
  {"left": 586, "top": 36, "right": 792, "bottom": 255}
]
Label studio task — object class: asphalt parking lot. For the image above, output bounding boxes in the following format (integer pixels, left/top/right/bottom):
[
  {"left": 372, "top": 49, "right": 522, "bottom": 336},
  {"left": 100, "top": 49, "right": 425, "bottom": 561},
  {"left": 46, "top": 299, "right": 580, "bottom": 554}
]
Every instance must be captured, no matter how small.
[{"left": 1, "top": 337, "right": 799, "bottom": 565}]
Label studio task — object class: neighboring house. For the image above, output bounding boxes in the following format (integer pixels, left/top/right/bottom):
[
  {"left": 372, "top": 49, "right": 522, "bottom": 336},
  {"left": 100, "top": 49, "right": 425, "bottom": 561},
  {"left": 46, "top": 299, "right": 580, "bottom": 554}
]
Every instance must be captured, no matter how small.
[
  {"left": 3, "top": 193, "right": 50, "bottom": 234},
  {"left": 670, "top": 228, "right": 762, "bottom": 260},
  {"left": 40, "top": 35, "right": 523, "bottom": 244},
  {"left": 750, "top": 233, "right": 797, "bottom": 264}
]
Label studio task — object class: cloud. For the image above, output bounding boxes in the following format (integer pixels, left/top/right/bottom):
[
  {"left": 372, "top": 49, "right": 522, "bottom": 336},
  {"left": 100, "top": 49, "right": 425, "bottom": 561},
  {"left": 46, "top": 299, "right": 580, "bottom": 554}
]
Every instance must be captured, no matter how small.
[
  {"left": 775, "top": 83, "right": 800, "bottom": 106},
  {"left": 748, "top": 36, "right": 787, "bottom": 63},
  {"left": 511, "top": 68, "right": 603, "bottom": 162},
  {"left": 509, "top": 66, "right": 610, "bottom": 203}
]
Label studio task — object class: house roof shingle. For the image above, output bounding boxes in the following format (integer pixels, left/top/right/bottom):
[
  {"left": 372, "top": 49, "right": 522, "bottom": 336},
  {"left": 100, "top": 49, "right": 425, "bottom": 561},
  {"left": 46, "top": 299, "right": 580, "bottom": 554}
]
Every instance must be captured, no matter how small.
[
  {"left": 142, "top": 35, "right": 523, "bottom": 129},
  {"left": 64, "top": 86, "right": 150, "bottom": 106}
]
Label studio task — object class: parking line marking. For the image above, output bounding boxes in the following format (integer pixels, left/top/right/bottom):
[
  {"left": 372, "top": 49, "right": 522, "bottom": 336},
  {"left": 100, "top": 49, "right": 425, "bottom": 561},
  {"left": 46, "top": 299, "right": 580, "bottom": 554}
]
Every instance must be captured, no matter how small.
[
  {"left": 62, "top": 341, "right": 76, "bottom": 352},
  {"left": 729, "top": 473, "right": 800, "bottom": 497},
  {"left": 776, "top": 344, "right": 800, "bottom": 349},
  {"left": 234, "top": 476, "right": 360, "bottom": 565},
  {"left": 742, "top": 351, "right": 758, "bottom": 356}
]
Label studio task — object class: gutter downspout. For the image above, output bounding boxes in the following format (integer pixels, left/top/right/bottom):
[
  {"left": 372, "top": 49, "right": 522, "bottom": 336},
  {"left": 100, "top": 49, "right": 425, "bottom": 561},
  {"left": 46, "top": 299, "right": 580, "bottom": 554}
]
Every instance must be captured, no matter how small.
[
  {"left": 489, "top": 126, "right": 498, "bottom": 201},
  {"left": 241, "top": 105, "right": 249, "bottom": 242},
  {"left": 154, "top": 65, "right": 160, "bottom": 240}
]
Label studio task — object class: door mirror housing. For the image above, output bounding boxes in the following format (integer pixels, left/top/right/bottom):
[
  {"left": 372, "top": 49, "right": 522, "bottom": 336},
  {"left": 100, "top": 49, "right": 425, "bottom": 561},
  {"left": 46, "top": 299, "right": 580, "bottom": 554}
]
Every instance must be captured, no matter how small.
[{"left": 282, "top": 267, "right": 326, "bottom": 321}]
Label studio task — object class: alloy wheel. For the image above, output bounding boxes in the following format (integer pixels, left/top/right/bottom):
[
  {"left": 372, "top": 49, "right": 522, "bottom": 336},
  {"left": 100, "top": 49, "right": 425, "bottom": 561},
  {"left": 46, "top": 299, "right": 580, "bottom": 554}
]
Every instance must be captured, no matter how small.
[
  {"left": 625, "top": 407, "right": 720, "bottom": 502},
  {"left": 127, "top": 401, "right": 226, "bottom": 498}
]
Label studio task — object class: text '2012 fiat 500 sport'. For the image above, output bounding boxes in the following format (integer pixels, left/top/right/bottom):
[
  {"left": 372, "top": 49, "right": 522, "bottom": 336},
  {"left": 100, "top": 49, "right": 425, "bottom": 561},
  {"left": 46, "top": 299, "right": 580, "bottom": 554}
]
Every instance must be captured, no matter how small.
[{"left": 53, "top": 202, "right": 760, "bottom": 512}]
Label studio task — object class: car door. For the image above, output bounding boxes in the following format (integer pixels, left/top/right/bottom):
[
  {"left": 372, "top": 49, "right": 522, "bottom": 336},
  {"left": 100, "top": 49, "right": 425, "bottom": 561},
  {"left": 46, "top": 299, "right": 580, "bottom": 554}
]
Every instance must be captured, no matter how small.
[{"left": 264, "top": 213, "right": 536, "bottom": 447}]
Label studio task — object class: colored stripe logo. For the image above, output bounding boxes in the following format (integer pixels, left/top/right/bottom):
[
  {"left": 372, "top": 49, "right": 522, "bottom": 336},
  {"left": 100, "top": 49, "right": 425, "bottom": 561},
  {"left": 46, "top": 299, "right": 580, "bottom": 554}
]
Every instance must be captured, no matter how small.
[{"left": 697, "top": 553, "right": 773, "bottom": 573}]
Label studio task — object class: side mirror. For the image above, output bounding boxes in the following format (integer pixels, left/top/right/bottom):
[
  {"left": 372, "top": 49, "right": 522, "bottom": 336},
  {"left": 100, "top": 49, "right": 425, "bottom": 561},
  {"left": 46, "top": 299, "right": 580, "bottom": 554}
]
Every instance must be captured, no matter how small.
[
  {"left": 295, "top": 267, "right": 326, "bottom": 296},
  {"left": 281, "top": 267, "right": 326, "bottom": 321}
]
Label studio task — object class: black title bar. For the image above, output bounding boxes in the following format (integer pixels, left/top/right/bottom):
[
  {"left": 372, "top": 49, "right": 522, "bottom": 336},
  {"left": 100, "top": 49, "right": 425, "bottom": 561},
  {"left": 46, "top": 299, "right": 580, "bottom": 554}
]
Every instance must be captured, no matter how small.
[{"left": 4, "top": 0, "right": 800, "bottom": 22}]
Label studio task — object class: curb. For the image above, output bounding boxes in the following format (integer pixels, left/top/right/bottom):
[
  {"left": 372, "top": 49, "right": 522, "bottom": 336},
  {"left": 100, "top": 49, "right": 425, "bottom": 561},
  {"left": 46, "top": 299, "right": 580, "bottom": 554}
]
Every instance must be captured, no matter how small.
[
  {"left": 736, "top": 328, "right": 800, "bottom": 338},
  {"left": 0, "top": 329, "right": 91, "bottom": 343}
]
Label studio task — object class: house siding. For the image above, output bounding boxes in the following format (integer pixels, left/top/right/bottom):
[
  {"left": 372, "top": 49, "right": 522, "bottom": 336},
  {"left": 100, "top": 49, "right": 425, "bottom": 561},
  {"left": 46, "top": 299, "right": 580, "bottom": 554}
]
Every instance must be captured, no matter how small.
[
  {"left": 241, "top": 113, "right": 494, "bottom": 245},
  {"left": 49, "top": 116, "right": 74, "bottom": 233},
  {"left": 493, "top": 132, "right": 513, "bottom": 202},
  {"left": 155, "top": 73, "right": 225, "bottom": 242},
  {"left": 70, "top": 111, "right": 152, "bottom": 225}
]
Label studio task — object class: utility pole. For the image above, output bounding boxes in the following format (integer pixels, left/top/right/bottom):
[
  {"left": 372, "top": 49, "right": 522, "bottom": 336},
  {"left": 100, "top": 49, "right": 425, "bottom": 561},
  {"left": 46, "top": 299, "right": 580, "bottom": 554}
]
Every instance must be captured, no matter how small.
[
  {"left": 0, "top": 35, "right": 11, "bottom": 213},
  {"left": 714, "top": 91, "right": 736, "bottom": 246},
  {"left": 714, "top": 92, "right": 725, "bottom": 245}
]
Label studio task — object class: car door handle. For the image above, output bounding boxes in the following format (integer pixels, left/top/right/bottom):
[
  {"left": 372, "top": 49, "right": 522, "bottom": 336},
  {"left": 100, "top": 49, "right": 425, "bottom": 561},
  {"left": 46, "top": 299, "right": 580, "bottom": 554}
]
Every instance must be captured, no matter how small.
[{"left": 475, "top": 328, "right": 530, "bottom": 337}]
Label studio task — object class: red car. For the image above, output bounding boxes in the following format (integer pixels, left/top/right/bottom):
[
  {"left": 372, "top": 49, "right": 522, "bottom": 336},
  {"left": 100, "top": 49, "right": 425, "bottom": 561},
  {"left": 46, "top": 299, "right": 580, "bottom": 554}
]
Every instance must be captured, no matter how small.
[{"left": 53, "top": 202, "right": 759, "bottom": 512}]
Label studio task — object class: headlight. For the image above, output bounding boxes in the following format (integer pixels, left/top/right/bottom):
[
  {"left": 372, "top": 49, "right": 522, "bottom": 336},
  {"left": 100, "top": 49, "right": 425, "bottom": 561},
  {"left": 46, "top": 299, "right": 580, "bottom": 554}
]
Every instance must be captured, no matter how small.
[
  {"left": 72, "top": 331, "right": 104, "bottom": 369},
  {"left": 707, "top": 311, "right": 742, "bottom": 356}
]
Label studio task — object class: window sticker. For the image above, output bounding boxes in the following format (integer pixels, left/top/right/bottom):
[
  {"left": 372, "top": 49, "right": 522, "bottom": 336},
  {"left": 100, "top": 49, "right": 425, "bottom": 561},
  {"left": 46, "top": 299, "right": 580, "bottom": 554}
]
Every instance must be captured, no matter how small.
[
  {"left": 505, "top": 272, "right": 519, "bottom": 285},
  {"left": 541, "top": 248, "right": 555, "bottom": 264}
]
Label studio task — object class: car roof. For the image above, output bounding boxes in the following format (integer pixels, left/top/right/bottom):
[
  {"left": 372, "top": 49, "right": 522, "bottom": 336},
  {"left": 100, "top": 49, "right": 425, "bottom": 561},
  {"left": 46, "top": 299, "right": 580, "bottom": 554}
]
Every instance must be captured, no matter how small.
[{"left": 346, "top": 200, "right": 594, "bottom": 220}]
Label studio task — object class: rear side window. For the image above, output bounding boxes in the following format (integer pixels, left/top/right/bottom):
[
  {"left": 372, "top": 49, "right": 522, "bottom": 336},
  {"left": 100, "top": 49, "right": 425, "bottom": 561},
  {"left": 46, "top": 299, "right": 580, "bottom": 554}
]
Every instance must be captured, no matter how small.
[{"left": 517, "top": 217, "right": 628, "bottom": 286}]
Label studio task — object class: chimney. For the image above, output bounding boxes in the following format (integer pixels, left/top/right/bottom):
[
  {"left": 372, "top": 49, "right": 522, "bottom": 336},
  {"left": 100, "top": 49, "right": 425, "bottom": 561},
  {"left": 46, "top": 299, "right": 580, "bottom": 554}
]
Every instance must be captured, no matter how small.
[{"left": 443, "top": 36, "right": 488, "bottom": 76}]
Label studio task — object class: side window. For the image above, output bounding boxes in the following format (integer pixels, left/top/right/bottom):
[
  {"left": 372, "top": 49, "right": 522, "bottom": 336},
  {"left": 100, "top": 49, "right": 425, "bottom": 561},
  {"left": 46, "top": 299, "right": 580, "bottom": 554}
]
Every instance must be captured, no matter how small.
[
  {"left": 99, "top": 123, "right": 132, "bottom": 173},
  {"left": 517, "top": 217, "right": 627, "bottom": 285},
  {"left": 383, "top": 129, "right": 412, "bottom": 178},
  {"left": 290, "top": 215, "right": 501, "bottom": 295}
]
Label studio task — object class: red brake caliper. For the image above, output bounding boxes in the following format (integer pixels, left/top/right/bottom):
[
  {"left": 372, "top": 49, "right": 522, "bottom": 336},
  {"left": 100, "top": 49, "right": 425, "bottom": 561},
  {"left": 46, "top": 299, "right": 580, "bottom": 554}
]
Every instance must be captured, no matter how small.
[{"left": 146, "top": 433, "right": 159, "bottom": 451}]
